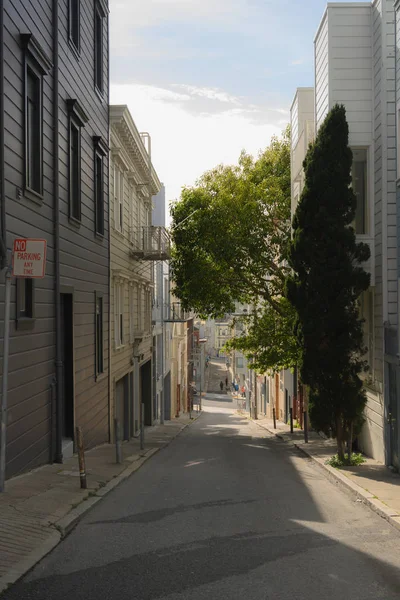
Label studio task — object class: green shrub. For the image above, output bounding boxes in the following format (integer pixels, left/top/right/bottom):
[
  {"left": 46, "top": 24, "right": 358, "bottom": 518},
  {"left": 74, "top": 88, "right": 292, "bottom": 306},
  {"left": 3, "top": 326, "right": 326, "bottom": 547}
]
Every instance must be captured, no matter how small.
[{"left": 326, "top": 453, "right": 366, "bottom": 468}]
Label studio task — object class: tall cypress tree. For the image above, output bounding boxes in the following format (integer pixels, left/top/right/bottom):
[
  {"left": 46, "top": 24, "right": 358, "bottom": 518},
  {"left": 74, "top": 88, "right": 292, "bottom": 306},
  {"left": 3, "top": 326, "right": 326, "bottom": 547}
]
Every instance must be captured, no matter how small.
[{"left": 286, "top": 105, "right": 371, "bottom": 461}]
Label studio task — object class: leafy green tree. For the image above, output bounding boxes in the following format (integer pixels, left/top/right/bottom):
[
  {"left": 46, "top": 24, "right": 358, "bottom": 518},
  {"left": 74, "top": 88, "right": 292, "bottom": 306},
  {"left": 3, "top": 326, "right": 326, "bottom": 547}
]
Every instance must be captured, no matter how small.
[
  {"left": 170, "top": 127, "right": 299, "bottom": 372},
  {"left": 286, "top": 105, "right": 370, "bottom": 461}
]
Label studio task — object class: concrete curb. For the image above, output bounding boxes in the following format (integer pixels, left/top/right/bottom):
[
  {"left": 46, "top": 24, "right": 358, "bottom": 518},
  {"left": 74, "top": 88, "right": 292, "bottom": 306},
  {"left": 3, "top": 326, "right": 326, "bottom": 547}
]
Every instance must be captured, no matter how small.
[
  {"left": 254, "top": 419, "right": 400, "bottom": 534},
  {"left": 56, "top": 415, "right": 202, "bottom": 538},
  {"left": 0, "top": 414, "right": 202, "bottom": 596}
]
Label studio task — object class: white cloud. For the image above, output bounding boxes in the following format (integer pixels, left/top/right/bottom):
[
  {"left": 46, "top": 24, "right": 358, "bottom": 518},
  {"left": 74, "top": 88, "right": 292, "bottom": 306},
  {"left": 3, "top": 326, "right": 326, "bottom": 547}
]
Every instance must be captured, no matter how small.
[
  {"left": 171, "top": 84, "right": 242, "bottom": 106},
  {"left": 111, "top": 83, "right": 285, "bottom": 213},
  {"left": 290, "top": 58, "right": 304, "bottom": 66}
]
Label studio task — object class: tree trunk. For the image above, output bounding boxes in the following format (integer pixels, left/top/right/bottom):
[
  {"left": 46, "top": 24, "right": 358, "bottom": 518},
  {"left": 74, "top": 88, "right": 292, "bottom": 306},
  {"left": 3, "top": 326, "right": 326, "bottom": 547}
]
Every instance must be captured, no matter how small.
[
  {"left": 336, "top": 417, "right": 345, "bottom": 462},
  {"left": 346, "top": 421, "right": 353, "bottom": 464}
]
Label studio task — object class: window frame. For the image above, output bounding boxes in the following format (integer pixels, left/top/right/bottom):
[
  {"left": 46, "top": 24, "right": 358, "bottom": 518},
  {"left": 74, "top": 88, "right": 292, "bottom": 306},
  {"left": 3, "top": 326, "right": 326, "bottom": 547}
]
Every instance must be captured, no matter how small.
[
  {"left": 68, "top": 0, "right": 81, "bottom": 55},
  {"left": 94, "top": 0, "right": 106, "bottom": 94},
  {"left": 115, "top": 282, "right": 124, "bottom": 348},
  {"left": 95, "top": 291, "right": 104, "bottom": 379},
  {"left": 16, "top": 278, "right": 35, "bottom": 330},
  {"left": 66, "top": 99, "right": 88, "bottom": 224},
  {"left": 20, "top": 34, "right": 52, "bottom": 204},
  {"left": 351, "top": 146, "right": 369, "bottom": 236},
  {"left": 93, "top": 136, "right": 108, "bottom": 237},
  {"left": 113, "top": 164, "right": 124, "bottom": 233}
]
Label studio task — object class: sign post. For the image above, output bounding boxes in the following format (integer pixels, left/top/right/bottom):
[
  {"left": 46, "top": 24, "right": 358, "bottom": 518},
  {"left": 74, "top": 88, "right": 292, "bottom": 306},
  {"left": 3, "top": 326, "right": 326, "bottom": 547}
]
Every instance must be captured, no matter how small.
[{"left": 0, "top": 239, "right": 47, "bottom": 492}]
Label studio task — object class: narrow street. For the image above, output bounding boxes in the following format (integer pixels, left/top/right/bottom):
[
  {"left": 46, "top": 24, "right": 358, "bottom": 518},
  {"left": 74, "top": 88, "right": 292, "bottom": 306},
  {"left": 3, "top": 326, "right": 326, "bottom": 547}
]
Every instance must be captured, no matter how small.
[{"left": 3, "top": 361, "right": 400, "bottom": 599}]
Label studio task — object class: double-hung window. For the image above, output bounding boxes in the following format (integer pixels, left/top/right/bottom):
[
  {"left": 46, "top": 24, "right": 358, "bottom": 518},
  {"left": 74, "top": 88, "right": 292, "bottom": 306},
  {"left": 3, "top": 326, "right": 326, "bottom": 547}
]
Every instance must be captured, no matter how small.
[
  {"left": 69, "top": 0, "right": 80, "bottom": 53},
  {"left": 351, "top": 148, "right": 368, "bottom": 235},
  {"left": 115, "top": 282, "right": 124, "bottom": 348},
  {"left": 66, "top": 100, "right": 88, "bottom": 222},
  {"left": 21, "top": 34, "right": 52, "bottom": 202},
  {"left": 114, "top": 164, "right": 124, "bottom": 232},
  {"left": 94, "top": 1, "right": 106, "bottom": 94},
  {"left": 93, "top": 136, "right": 107, "bottom": 236},
  {"left": 16, "top": 278, "right": 35, "bottom": 329}
]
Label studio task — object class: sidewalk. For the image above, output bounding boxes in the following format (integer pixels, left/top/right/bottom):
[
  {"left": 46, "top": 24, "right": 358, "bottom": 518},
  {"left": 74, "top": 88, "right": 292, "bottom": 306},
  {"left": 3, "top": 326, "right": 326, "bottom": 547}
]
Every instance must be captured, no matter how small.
[
  {"left": 0, "top": 413, "right": 200, "bottom": 594},
  {"left": 253, "top": 415, "right": 400, "bottom": 533}
]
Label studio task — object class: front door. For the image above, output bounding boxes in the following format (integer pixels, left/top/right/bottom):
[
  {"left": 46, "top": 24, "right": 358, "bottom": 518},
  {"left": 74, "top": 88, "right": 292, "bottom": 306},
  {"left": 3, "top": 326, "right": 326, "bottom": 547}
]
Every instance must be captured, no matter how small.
[
  {"left": 388, "top": 364, "right": 399, "bottom": 469},
  {"left": 60, "top": 294, "right": 74, "bottom": 441}
]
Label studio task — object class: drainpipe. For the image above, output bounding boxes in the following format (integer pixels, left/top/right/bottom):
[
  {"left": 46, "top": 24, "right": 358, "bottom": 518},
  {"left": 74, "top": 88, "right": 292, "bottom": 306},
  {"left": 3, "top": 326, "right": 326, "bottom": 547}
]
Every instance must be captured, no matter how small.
[
  {"left": 0, "top": 0, "right": 7, "bottom": 266},
  {"left": 53, "top": 0, "right": 63, "bottom": 463}
]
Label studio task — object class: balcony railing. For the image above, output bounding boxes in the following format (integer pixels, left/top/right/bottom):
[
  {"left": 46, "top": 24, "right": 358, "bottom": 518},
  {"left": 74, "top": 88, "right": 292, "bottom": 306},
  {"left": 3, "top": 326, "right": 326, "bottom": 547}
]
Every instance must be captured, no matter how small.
[
  {"left": 164, "top": 302, "right": 192, "bottom": 323},
  {"left": 130, "top": 226, "right": 171, "bottom": 260}
]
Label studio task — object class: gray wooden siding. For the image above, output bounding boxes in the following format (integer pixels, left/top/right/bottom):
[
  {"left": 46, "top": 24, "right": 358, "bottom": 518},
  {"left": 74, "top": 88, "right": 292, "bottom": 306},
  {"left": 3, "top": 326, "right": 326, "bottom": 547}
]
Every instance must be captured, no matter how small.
[
  {"left": 57, "top": 0, "right": 110, "bottom": 450},
  {"left": 2, "top": 0, "right": 56, "bottom": 477}
]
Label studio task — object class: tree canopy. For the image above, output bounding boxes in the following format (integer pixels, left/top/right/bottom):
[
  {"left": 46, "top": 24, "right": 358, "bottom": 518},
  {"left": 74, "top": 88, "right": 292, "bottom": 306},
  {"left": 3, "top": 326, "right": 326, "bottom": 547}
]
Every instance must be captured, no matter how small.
[
  {"left": 286, "top": 105, "right": 371, "bottom": 460},
  {"left": 170, "top": 127, "right": 300, "bottom": 372}
]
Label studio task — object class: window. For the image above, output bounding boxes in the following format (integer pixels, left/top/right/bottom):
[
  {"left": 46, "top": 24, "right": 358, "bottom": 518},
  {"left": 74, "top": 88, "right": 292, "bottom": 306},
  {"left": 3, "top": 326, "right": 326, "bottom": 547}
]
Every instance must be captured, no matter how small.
[
  {"left": 95, "top": 153, "right": 104, "bottom": 234},
  {"left": 16, "top": 278, "right": 35, "bottom": 328},
  {"left": 93, "top": 136, "right": 107, "bottom": 236},
  {"left": 145, "top": 289, "right": 151, "bottom": 332},
  {"left": 129, "top": 285, "right": 134, "bottom": 342},
  {"left": 113, "top": 164, "right": 124, "bottom": 232},
  {"left": 351, "top": 148, "right": 368, "bottom": 235},
  {"left": 70, "top": 121, "right": 80, "bottom": 220},
  {"left": 94, "top": 1, "right": 105, "bottom": 93},
  {"left": 21, "top": 34, "right": 52, "bottom": 201},
  {"left": 136, "top": 285, "right": 143, "bottom": 333},
  {"left": 95, "top": 293, "right": 104, "bottom": 377},
  {"left": 69, "top": 0, "right": 80, "bottom": 52},
  {"left": 236, "top": 357, "right": 244, "bottom": 369},
  {"left": 115, "top": 282, "right": 124, "bottom": 347},
  {"left": 26, "top": 67, "right": 42, "bottom": 194},
  {"left": 66, "top": 100, "right": 88, "bottom": 222}
]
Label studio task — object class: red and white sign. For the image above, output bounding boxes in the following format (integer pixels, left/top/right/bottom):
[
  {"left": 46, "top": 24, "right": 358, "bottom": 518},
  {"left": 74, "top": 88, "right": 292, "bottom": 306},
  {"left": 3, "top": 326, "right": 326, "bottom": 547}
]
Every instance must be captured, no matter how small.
[{"left": 12, "top": 238, "right": 47, "bottom": 278}]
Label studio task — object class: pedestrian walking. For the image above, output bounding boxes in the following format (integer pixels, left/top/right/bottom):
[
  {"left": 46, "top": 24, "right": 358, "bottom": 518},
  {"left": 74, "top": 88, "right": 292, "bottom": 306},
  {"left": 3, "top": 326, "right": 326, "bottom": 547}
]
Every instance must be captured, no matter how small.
[
  {"left": 220, "top": 381, "right": 224, "bottom": 392},
  {"left": 225, "top": 376, "right": 228, "bottom": 388}
]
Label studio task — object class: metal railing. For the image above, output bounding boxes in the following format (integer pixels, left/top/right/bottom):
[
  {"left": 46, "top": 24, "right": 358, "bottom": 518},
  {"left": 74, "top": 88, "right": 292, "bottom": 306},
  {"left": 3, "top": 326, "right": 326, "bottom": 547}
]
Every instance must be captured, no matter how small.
[
  {"left": 130, "top": 226, "right": 171, "bottom": 260},
  {"left": 164, "top": 302, "right": 192, "bottom": 322}
]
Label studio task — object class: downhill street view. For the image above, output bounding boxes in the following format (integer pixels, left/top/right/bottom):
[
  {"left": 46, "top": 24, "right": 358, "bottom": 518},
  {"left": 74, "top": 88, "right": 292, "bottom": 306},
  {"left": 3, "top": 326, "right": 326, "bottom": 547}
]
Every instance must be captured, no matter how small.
[
  {"left": 2, "top": 0, "right": 400, "bottom": 598},
  {"left": 2, "top": 359, "right": 400, "bottom": 600}
]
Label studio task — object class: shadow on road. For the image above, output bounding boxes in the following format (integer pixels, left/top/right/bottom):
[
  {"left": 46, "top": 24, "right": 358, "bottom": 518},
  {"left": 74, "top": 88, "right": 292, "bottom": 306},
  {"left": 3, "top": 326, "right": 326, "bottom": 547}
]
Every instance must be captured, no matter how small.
[{"left": 3, "top": 404, "right": 400, "bottom": 599}]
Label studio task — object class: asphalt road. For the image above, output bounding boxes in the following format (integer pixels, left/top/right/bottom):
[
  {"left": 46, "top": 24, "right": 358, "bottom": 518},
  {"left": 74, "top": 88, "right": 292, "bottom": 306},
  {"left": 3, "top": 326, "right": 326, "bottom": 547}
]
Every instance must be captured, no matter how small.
[{"left": 4, "top": 369, "right": 400, "bottom": 598}]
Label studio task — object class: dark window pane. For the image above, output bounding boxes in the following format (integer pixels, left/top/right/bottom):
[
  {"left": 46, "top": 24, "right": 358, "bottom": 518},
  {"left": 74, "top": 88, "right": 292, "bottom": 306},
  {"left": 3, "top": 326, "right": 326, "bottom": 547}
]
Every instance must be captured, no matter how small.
[
  {"left": 95, "top": 153, "right": 104, "bottom": 234},
  {"left": 95, "top": 9, "right": 103, "bottom": 91},
  {"left": 26, "top": 67, "right": 41, "bottom": 193},
  {"left": 70, "top": 0, "right": 80, "bottom": 49},
  {"left": 352, "top": 149, "right": 367, "bottom": 235},
  {"left": 70, "top": 122, "right": 80, "bottom": 219},
  {"left": 19, "top": 278, "right": 33, "bottom": 318}
]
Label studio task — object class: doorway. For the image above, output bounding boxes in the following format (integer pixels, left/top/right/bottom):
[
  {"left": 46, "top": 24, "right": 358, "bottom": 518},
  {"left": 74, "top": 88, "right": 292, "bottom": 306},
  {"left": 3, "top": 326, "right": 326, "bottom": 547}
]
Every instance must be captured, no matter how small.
[
  {"left": 116, "top": 375, "right": 130, "bottom": 441},
  {"left": 60, "top": 293, "right": 74, "bottom": 451},
  {"left": 388, "top": 363, "right": 399, "bottom": 470}
]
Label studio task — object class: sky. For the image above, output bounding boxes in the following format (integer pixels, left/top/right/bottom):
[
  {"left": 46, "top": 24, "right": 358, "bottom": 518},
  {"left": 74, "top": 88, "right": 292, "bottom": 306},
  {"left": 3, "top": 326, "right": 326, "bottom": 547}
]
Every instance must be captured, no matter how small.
[{"left": 109, "top": 0, "right": 334, "bottom": 210}]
